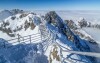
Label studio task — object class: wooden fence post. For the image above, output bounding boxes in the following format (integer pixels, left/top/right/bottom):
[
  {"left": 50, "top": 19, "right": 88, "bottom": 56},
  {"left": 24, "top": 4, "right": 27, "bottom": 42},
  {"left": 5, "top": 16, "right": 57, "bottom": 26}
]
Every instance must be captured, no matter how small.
[
  {"left": 18, "top": 34, "right": 20, "bottom": 44},
  {"left": 29, "top": 35, "right": 31, "bottom": 43},
  {"left": 41, "top": 32, "right": 42, "bottom": 41},
  {"left": 23, "top": 37, "right": 24, "bottom": 42}
]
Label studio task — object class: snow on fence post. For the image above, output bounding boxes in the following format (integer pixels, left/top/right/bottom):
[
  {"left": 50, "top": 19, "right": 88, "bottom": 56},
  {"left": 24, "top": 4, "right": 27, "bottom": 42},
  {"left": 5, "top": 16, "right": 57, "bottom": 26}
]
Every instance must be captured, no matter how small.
[
  {"left": 39, "top": 25, "right": 42, "bottom": 41},
  {"left": 23, "top": 37, "right": 24, "bottom": 42},
  {"left": 29, "top": 35, "right": 31, "bottom": 43},
  {"left": 17, "top": 34, "right": 20, "bottom": 44},
  {"left": 40, "top": 31, "right": 42, "bottom": 41}
]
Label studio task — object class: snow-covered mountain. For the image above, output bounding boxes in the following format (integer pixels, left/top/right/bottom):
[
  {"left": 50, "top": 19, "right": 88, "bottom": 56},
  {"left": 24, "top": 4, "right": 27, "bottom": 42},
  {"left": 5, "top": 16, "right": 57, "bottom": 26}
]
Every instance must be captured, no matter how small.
[
  {"left": 0, "top": 10, "right": 100, "bottom": 63},
  {"left": 0, "top": 10, "right": 13, "bottom": 20},
  {"left": 0, "top": 12, "right": 41, "bottom": 41},
  {"left": 10, "top": 9, "right": 24, "bottom": 15},
  {"left": 0, "top": 9, "right": 25, "bottom": 21},
  {"left": 44, "top": 11, "right": 97, "bottom": 63}
]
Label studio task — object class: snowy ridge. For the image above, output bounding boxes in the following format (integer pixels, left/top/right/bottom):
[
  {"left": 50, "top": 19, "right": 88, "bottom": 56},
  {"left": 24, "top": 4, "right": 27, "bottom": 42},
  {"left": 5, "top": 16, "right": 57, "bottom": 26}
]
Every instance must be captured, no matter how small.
[
  {"left": 45, "top": 24, "right": 91, "bottom": 63},
  {"left": 0, "top": 10, "right": 100, "bottom": 63},
  {"left": 38, "top": 22, "right": 100, "bottom": 63},
  {"left": 43, "top": 11, "right": 98, "bottom": 63},
  {"left": 1, "top": 22, "right": 100, "bottom": 63},
  {"left": 0, "top": 12, "right": 41, "bottom": 40}
]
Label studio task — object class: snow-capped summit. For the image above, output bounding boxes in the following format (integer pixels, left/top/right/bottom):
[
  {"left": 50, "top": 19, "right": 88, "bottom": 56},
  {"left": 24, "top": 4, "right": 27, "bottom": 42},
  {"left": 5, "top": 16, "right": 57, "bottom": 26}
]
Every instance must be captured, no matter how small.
[{"left": 45, "top": 11, "right": 64, "bottom": 28}]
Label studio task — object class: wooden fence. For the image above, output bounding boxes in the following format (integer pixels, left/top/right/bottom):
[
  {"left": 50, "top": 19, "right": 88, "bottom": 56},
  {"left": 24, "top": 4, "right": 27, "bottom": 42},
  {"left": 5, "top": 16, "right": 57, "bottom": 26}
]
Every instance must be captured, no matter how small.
[{"left": 2, "top": 33, "right": 42, "bottom": 48}]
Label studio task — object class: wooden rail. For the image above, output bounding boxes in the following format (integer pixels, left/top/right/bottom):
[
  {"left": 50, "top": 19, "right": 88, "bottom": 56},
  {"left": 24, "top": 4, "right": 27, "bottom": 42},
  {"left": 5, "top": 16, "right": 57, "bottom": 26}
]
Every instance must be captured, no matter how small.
[{"left": 3, "top": 33, "right": 42, "bottom": 48}]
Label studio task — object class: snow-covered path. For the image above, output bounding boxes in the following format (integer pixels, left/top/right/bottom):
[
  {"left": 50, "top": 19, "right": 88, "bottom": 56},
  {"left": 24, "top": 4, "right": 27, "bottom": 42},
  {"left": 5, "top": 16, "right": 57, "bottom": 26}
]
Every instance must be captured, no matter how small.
[{"left": 83, "top": 27, "right": 100, "bottom": 44}]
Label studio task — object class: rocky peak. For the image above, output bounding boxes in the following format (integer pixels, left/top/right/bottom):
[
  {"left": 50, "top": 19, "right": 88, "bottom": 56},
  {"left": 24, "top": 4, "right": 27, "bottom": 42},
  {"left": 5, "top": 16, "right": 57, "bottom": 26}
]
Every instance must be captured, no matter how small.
[
  {"left": 45, "top": 11, "right": 64, "bottom": 28},
  {"left": 11, "top": 9, "right": 24, "bottom": 15}
]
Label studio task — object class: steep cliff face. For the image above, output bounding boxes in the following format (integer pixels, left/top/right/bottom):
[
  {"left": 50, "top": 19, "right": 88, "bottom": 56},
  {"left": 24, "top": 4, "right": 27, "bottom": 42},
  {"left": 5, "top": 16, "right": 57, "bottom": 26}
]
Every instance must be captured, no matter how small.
[{"left": 44, "top": 11, "right": 95, "bottom": 63}]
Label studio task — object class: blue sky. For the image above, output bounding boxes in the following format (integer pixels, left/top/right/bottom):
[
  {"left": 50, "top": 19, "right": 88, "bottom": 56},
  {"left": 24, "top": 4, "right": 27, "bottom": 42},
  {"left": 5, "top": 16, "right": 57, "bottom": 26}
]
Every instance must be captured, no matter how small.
[{"left": 0, "top": 0, "right": 100, "bottom": 10}]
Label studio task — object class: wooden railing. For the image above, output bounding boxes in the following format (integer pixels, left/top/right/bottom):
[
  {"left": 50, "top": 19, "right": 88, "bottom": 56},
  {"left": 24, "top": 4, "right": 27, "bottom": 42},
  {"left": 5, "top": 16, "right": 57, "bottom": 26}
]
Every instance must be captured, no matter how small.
[{"left": 2, "top": 33, "right": 42, "bottom": 48}]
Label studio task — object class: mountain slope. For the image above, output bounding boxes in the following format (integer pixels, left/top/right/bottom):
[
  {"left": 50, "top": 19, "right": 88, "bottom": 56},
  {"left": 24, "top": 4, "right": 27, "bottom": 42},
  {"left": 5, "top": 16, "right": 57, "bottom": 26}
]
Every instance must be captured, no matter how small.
[
  {"left": 0, "top": 10, "right": 13, "bottom": 21},
  {"left": 44, "top": 11, "right": 95, "bottom": 63},
  {"left": 0, "top": 12, "right": 41, "bottom": 42}
]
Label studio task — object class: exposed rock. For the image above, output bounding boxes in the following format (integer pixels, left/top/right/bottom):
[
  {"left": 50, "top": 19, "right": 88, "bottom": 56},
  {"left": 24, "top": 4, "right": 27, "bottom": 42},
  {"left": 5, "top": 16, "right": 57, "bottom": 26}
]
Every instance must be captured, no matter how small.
[
  {"left": 30, "top": 22, "right": 35, "bottom": 30},
  {"left": 45, "top": 11, "right": 64, "bottom": 28},
  {"left": 11, "top": 16, "right": 16, "bottom": 20},
  {"left": 64, "top": 20, "right": 77, "bottom": 30},
  {"left": 49, "top": 45, "right": 61, "bottom": 63},
  {"left": 19, "top": 13, "right": 28, "bottom": 18},
  {"left": 11, "top": 9, "right": 24, "bottom": 15},
  {"left": 78, "top": 18, "right": 88, "bottom": 28}
]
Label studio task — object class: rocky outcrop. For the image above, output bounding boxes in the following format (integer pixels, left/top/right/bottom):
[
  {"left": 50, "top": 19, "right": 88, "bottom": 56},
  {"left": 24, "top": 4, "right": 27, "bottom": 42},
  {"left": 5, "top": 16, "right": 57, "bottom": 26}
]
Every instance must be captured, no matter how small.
[
  {"left": 45, "top": 11, "right": 64, "bottom": 28},
  {"left": 64, "top": 20, "right": 77, "bottom": 30},
  {"left": 49, "top": 45, "right": 61, "bottom": 63}
]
